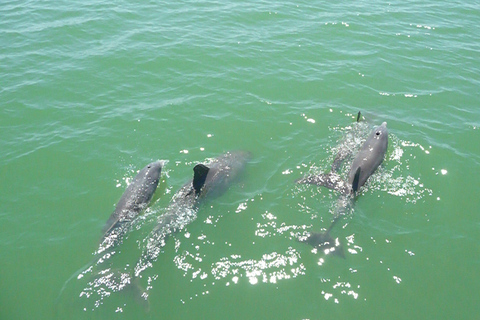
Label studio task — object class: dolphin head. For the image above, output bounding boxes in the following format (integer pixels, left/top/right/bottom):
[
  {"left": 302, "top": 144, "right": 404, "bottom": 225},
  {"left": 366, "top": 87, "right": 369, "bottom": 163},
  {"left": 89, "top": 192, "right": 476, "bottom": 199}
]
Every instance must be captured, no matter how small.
[
  {"left": 371, "top": 122, "right": 388, "bottom": 157},
  {"left": 142, "top": 160, "right": 164, "bottom": 188},
  {"left": 375, "top": 122, "right": 388, "bottom": 152},
  {"left": 146, "top": 160, "right": 164, "bottom": 177},
  {"left": 373, "top": 122, "right": 388, "bottom": 140}
]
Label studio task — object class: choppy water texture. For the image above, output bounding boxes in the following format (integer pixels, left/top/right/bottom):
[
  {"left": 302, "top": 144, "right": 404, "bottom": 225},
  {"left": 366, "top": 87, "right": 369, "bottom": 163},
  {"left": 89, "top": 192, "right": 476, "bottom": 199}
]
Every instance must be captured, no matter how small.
[{"left": 1, "top": 0, "right": 479, "bottom": 319}]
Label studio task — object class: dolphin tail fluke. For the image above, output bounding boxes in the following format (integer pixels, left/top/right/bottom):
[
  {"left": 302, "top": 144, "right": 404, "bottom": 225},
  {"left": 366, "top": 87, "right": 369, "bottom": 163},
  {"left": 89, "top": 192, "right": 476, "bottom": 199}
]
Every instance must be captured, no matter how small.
[
  {"left": 296, "top": 173, "right": 348, "bottom": 194},
  {"left": 298, "top": 232, "right": 345, "bottom": 258},
  {"left": 193, "top": 164, "right": 210, "bottom": 195},
  {"left": 130, "top": 277, "right": 150, "bottom": 312}
]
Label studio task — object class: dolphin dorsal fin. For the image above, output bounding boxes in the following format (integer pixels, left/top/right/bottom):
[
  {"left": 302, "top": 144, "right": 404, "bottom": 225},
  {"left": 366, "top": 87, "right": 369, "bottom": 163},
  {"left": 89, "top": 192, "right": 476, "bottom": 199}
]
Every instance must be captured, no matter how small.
[
  {"left": 193, "top": 164, "right": 210, "bottom": 195},
  {"left": 352, "top": 166, "right": 361, "bottom": 193}
]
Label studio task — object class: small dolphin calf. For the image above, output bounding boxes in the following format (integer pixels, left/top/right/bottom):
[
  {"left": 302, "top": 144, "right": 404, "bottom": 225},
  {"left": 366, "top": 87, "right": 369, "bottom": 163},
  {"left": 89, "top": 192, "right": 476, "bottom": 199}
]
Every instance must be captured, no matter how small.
[
  {"left": 297, "top": 121, "right": 388, "bottom": 255},
  {"left": 100, "top": 160, "right": 164, "bottom": 247}
]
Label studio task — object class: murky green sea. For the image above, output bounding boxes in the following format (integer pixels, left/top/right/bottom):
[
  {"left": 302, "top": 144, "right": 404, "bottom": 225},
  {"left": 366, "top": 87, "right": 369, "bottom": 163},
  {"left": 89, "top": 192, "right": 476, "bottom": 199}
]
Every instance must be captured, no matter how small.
[{"left": 1, "top": 0, "right": 479, "bottom": 319}]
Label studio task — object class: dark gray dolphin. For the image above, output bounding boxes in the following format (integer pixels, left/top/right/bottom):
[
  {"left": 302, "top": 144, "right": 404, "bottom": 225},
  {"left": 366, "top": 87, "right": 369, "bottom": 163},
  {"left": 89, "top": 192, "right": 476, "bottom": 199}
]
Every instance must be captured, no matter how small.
[
  {"left": 349, "top": 121, "right": 388, "bottom": 192},
  {"left": 297, "top": 121, "right": 388, "bottom": 256},
  {"left": 135, "top": 151, "right": 250, "bottom": 274},
  {"left": 100, "top": 160, "right": 164, "bottom": 248}
]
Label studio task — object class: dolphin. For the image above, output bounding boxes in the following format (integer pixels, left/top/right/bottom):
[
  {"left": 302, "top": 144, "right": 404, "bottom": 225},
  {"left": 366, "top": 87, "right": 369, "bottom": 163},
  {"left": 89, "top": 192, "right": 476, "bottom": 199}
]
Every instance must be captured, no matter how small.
[
  {"left": 99, "top": 160, "right": 164, "bottom": 249},
  {"left": 135, "top": 150, "right": 250, "bottom": 274},
  {"left": 56, "top": 160, "right": 164, "bottom": 312},
  {"left": 297, "top": 120, "right": 388, "bottom": 256}
]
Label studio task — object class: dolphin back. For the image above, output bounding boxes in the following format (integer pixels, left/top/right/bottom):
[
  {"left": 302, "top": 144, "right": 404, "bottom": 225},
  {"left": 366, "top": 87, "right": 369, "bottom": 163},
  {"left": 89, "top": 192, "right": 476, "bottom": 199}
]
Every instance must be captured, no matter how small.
[
  {"left": 347, "top": 122, "right": 388, "bottom": 189},
  {"left": 200, "top": 150, "right": 251, "bottom": 198}
]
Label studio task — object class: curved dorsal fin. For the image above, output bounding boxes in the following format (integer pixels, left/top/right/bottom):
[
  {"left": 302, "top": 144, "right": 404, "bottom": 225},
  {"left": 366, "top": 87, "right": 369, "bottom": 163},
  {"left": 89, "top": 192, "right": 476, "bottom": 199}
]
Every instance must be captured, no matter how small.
[
  {"left": 352, "top": 166, "right": 361, "bottom": 193},
  {"left": 193, "top": 164, "right": 210, "bottom": 195}
]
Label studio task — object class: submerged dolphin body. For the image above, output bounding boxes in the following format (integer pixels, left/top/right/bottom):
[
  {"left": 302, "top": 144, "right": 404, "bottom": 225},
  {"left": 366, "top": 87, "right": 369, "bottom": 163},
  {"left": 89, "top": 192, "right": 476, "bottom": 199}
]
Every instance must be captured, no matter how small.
[
  {"left": 99, "top": 160, "right": 164, "bottom": 251},
  {"left": 297, "top": 121, "right": 388, "bottom": 256},
  {"left": 135, "top": 150, "right": 250, "bottom": 274}
]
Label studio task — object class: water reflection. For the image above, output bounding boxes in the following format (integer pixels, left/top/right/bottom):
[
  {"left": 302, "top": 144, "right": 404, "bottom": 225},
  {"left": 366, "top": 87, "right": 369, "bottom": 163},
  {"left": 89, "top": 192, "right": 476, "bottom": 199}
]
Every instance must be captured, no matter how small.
[{"left": 174, "top": 246, "right": 306, "bottom": 286}]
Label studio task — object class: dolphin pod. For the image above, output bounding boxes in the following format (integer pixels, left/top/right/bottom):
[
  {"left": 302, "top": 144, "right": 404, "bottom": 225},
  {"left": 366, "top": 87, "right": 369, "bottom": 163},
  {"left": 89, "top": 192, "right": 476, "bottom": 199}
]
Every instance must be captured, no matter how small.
[
  {"left": 96, "top": 119, "right": 388, "bottom": 260},
  {"left": 76, "top": 116, "right": 388, "bottom": 309},
  {"left": 297, "top": 117, "right": 388, "bottom": 256}
]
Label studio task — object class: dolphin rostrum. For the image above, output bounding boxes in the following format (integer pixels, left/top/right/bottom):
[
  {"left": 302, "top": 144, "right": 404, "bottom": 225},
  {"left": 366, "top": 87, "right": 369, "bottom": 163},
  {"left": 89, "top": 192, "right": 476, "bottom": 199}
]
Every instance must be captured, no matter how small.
[{"left": 297, "top": 120, "right": 388, "bottom": 256}]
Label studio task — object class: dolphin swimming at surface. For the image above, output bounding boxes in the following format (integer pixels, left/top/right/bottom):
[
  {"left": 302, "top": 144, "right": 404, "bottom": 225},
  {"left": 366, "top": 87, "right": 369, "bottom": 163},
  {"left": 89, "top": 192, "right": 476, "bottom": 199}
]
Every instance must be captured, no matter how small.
[
  {"left": 99, "top": 160, "right": 164, "bottom": 252},
  {"left": 56, "top": 160, "right": 164, "bottom": 312},
  {"left": 135, "top": 150, "right": 251, "bottom": 274},
  {"left": 297, "top": 118, "right": 388, "bottom": 256}
]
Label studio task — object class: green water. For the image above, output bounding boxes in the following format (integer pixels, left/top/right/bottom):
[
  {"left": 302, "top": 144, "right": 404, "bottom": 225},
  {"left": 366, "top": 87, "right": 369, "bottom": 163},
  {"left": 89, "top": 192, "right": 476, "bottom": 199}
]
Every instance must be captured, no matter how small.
[{"left": 1, "top": 0, "right": 479, "bottom": 319}]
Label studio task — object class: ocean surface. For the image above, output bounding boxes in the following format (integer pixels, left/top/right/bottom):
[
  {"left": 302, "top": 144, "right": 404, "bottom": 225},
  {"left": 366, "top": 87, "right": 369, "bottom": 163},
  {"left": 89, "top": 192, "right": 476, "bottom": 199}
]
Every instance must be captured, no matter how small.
[{"left": 1, "top": 0, "right": 479, "bottom": 319}]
